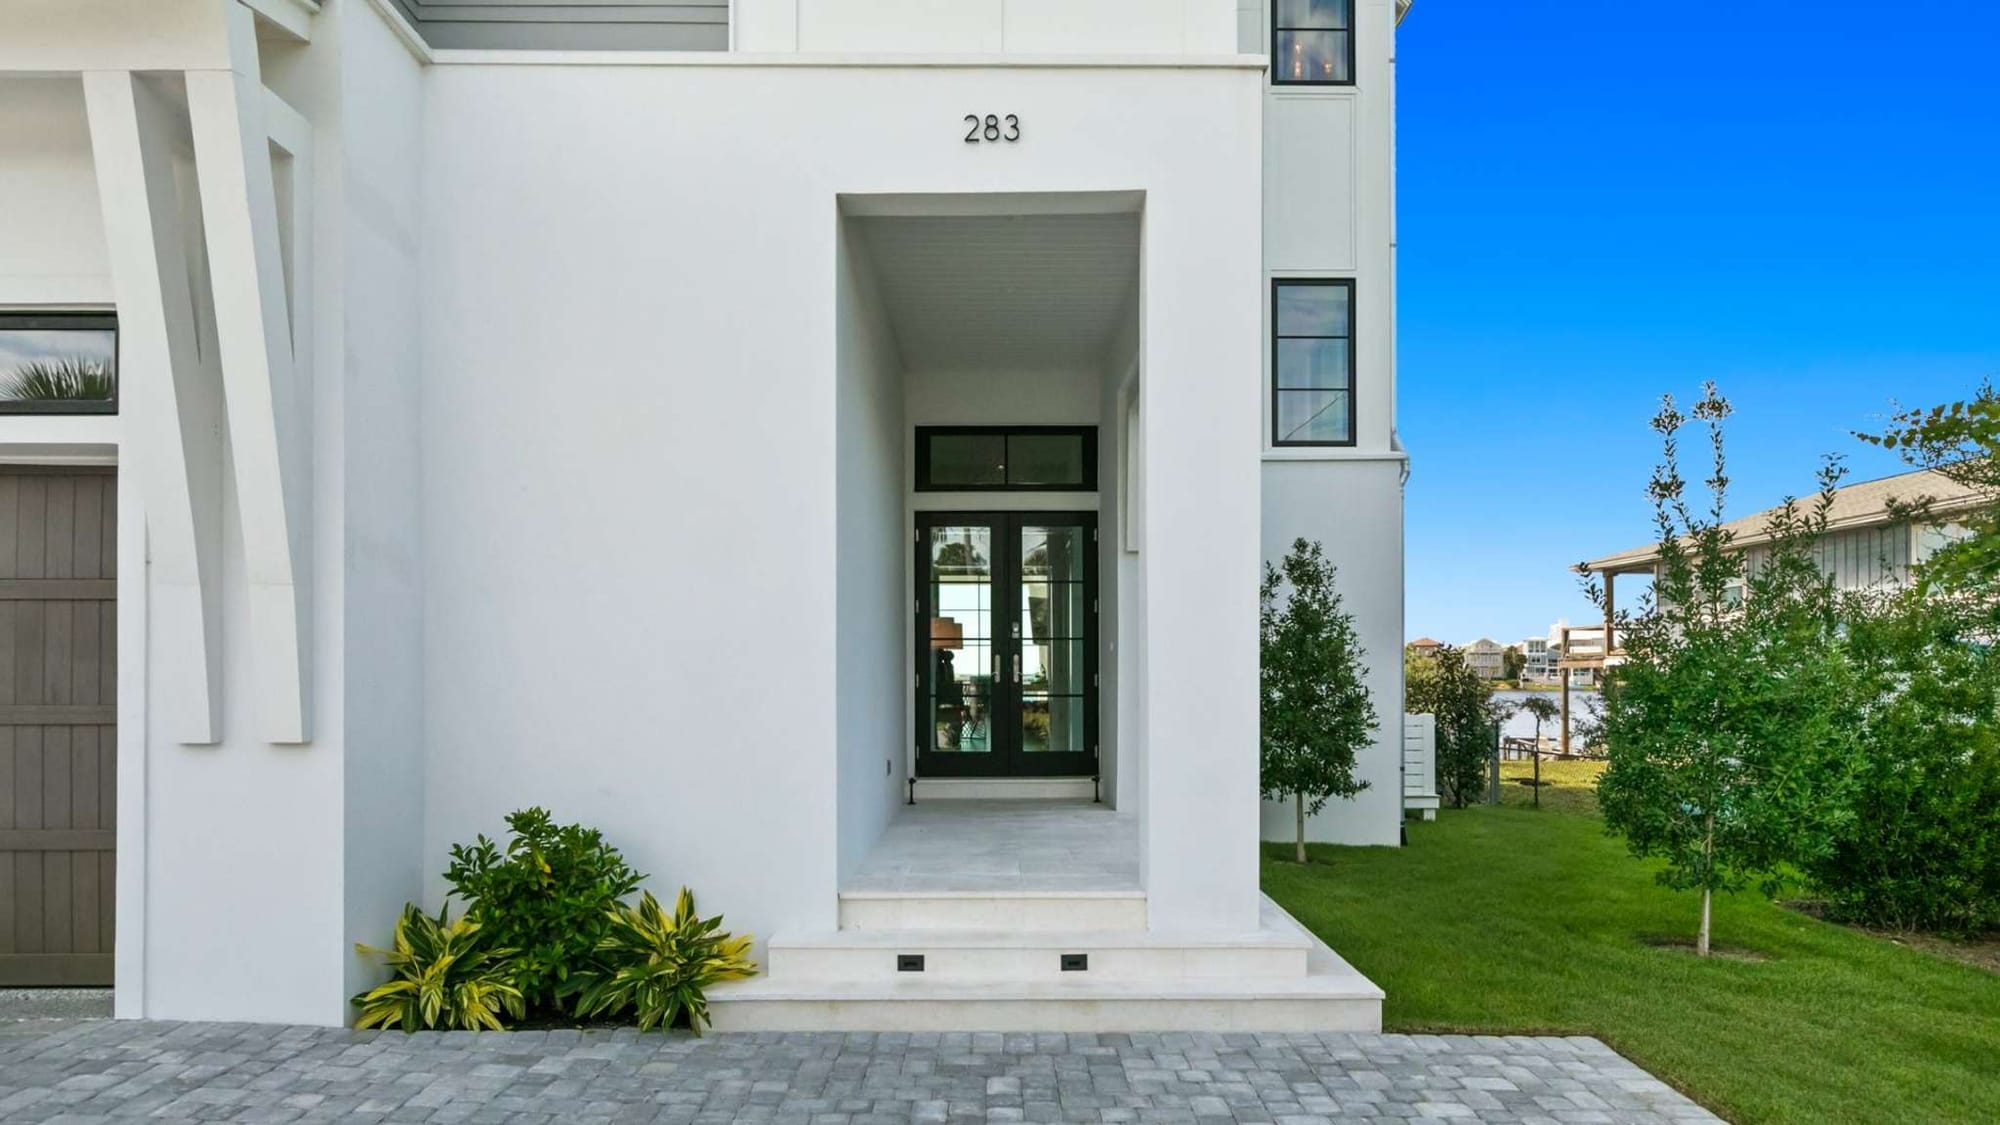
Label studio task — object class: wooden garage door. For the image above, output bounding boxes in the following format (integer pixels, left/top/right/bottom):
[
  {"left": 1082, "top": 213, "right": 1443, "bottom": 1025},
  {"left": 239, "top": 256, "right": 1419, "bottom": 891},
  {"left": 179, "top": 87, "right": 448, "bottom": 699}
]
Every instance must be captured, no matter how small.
[{"left": 0, "top": 467, "right": 115, "bottom": 986}]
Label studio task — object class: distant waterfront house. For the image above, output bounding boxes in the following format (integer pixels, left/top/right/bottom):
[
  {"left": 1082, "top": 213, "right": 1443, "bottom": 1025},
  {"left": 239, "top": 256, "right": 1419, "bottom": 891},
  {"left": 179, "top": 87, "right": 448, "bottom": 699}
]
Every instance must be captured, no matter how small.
[
  {"left": 1463, "top": 638, "right": 1507, "bottom": 680},
  {"left": 1519, "top": 635, "right": 1557, "bottom": 683},
  {"left": 1407, "top": 637, "right": 1446, "bottom": 659}
]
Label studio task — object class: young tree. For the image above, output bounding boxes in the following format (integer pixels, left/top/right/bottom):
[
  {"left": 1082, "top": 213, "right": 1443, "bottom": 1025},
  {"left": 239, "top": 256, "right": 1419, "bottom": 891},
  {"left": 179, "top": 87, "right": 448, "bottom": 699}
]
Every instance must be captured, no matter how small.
[
  {"left": 1406, "top": 645, "right": 1496, "bottom": 808},
  {"left": 1516, "top": 694, "right": 1561, "bottom": 807},
  {"left": 1260, "top": 539, "right": 1378, "bottom": 863},
  {"left": 1502, "top": 645, "right": 1527, "bottom": 683},
  {"left": 1585, "top": 385, "right": 1857, "bottom": 956}
]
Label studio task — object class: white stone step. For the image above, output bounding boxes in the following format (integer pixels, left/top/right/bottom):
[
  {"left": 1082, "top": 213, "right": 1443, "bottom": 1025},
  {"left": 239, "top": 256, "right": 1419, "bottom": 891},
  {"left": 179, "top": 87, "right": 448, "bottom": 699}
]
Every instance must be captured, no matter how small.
[
  {"left": 711, "top": 897, "right": 1384, "bottom": 1033},
  {"left": 705, "top": 972, "right": 1384, "bottom": 1033},
  {"left": 838, "top": 891, "right": 1147, "bottom": 932},
  {"left": 767, "top": 926, "right": 1310, "bottom": 981}
]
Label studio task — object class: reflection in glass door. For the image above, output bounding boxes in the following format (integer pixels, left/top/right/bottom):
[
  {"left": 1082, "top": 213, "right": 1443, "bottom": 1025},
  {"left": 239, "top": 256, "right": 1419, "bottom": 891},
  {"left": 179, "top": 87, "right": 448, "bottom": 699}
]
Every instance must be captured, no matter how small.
[{"left": 916, "top": 512, "right": 1097, "bottom": 779}]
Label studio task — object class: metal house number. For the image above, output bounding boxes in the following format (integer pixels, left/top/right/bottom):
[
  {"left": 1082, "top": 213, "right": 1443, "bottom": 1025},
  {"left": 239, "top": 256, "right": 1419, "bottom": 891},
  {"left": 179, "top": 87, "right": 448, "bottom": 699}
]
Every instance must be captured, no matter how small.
[{"left": 964, "top": 114, "right": 1021, "bottom": 143}]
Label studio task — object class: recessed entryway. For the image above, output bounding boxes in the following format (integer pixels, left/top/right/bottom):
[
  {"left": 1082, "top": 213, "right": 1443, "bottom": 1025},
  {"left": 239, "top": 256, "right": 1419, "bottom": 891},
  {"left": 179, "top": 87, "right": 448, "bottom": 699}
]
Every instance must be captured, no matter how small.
[{"left": 0, "top": 466, "right": 116, "bottom": 988}]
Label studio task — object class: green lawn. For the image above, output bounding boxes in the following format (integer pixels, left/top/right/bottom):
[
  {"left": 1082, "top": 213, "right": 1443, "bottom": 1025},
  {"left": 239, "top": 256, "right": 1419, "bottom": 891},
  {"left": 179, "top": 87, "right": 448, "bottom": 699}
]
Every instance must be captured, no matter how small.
[{"left": 1263, "top": 805, "right": 2000, "bottom": 1124}]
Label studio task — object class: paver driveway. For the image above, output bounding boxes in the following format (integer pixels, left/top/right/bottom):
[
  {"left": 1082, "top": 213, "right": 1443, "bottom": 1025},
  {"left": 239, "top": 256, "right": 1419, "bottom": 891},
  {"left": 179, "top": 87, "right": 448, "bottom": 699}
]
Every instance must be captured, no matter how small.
[{"left": 0, "top": 1020, "right": 1724, "bottom": 1124}]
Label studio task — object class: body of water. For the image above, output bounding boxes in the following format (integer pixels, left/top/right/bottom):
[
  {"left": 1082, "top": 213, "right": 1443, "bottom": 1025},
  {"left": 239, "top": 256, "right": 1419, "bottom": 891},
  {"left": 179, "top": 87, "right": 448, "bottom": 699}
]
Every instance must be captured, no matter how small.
[{"left": 1491, "top": 688, "right": 1603, "bottom": 745}]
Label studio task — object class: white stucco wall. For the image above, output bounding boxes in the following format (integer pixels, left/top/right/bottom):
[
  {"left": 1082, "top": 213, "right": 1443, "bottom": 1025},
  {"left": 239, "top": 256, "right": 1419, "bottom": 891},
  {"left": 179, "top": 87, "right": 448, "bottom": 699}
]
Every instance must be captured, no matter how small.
[
  {"left": 0, "top": 76, "right": 110, "bottom": 306},
  {"left": 1254, "top": 0, "right": 1406, "bottom": 848},
  {"left": 1258, "top": 457, "right": 1407, "bottom": 846},
  {"left": 419, "top": 59, "right": 1264, "bottom": 944},
  {"left": 331, "top": 0, "right": 430, "bottom": 1002},
  {"left": 835, "top": 219, "right": 908, "bottom": 880}
]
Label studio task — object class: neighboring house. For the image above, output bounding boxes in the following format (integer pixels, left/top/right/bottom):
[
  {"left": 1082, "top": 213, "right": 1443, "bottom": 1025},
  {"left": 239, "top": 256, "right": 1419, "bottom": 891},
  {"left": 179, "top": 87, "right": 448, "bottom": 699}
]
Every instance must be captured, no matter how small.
[
  {"left": 1582, "top": 468, "right": 1982, "bottom": 646},
  {"left": 0, "top": 1, "right": 1410, "bottom": 1030},
  {"left": 1462, "top": 638, "right": 1506, "bottom": 680},
  {"left": 1406, "top": 636, "right": 1445, "bottom": 660},
  {"left": 1519, "top": 635, "right": 1557, "bottom": 683}
]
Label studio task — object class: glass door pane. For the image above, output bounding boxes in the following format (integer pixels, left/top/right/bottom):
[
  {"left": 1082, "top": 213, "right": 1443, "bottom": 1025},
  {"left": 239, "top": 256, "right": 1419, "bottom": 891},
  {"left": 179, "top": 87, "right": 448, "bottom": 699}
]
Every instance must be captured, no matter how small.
[
  {"left": 926, "top": 524, "right": 995, "bottom": 757},
  {"left": 1018, "top": 522, "right": 1088, "bottom": 756}
]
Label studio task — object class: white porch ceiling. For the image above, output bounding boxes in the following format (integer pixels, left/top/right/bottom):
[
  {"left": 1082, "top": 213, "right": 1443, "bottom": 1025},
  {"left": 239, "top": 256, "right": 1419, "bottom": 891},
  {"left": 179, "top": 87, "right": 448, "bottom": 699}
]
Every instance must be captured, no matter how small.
[{"left": 853, "top": 212, "right": 1140, "bottom": 375}]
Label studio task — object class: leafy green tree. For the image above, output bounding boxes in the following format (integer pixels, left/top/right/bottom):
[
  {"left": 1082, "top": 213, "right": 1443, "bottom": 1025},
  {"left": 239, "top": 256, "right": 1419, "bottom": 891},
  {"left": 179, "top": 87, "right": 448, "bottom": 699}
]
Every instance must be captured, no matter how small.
[
  {"left": 1586, "top": 385, "right": 1858, "bottom": 956},
  {"left": 1858, "top": 381, "right": 2000, "bottom": 599},
  {"left": 1407, "top": 645, "right": 1496, "bottom": 808},
  {"left": 1260, "top": 539, "right": 1377, "bottom": 862},
  {"left": 1502, "top": 645, "right": 1527, "bottom": 682},
  {"left": 1516, "top": 694, "right": 1561, "bottom": 806},
  {"left": 1809, "top": 585, "right": 2000, "bottom": 934}
]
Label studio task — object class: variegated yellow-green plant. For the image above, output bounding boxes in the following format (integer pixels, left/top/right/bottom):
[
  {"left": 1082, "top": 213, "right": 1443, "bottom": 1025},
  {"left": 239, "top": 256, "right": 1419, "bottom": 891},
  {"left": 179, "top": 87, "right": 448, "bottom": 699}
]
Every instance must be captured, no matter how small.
[
  {"left": 567, "top": 888, "right": 756, "bottom": 1034},
  {"left": 351, "top": 904, "right": 525, "bottom": 1032}
]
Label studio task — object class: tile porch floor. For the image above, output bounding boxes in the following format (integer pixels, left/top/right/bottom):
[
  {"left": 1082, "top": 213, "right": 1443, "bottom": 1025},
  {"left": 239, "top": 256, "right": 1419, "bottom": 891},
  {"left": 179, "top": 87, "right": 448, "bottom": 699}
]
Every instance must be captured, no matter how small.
[{"left": 844, "top": 800, "right": 1140, "bottom": 895}]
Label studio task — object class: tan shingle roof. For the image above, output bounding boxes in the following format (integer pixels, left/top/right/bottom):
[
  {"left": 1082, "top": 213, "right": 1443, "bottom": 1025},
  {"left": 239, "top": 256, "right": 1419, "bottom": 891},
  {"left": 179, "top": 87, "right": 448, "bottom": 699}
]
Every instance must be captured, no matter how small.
[{"left": 1580, "top": 467, "right": 1984, "bottom": 575}]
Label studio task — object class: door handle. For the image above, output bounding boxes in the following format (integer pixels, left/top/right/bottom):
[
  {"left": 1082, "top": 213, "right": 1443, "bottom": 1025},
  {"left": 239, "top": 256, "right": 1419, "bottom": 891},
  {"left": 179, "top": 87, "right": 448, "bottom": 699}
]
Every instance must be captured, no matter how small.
[{"left": 1014, "top": 655, "right": 1022, "bottom": 684}]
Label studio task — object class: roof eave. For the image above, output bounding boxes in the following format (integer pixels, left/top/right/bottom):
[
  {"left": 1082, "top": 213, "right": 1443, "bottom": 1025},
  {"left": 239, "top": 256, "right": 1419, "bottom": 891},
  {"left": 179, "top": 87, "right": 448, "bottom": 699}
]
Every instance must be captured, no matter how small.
[{"left": 1395, "top": 0, "right": 1414, "bottom": 25}]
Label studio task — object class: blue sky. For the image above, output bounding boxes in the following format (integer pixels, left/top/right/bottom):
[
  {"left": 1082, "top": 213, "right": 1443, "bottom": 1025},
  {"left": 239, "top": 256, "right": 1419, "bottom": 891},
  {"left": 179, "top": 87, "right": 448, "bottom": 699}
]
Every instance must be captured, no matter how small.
[{"left": 1396, "top": 0, "right": 2000, "bottom": 645}]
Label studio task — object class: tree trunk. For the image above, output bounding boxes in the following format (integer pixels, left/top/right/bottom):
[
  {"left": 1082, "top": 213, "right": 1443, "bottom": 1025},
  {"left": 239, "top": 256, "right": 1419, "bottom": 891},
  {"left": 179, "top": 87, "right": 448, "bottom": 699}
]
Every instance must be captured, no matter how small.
[
  {"left": 1697, "top": 813, "right": 1715, "bottom": 957},
  {"left": 1295, "top": 793, "right": 1307, "bottom": 864},
  {"left": 1532, "top": 720, "right": 1542, "bottom": 807}
]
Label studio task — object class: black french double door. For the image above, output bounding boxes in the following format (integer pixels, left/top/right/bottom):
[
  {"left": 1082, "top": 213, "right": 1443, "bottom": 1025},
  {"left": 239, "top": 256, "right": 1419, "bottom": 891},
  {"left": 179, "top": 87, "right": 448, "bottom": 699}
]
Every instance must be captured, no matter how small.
[{"left": 916, "top": 512, "right": 1098, "bottom": 779}]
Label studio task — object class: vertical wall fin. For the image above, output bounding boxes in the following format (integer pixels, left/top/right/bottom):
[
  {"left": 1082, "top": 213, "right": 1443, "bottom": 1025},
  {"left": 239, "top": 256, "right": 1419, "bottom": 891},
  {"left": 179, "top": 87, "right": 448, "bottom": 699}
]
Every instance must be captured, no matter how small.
[
  {"left": 82, "top": 70, "right": 225, "bottom": 746},
  {"left": 186, "top": 3, "right": 314, "bottom": 744}
]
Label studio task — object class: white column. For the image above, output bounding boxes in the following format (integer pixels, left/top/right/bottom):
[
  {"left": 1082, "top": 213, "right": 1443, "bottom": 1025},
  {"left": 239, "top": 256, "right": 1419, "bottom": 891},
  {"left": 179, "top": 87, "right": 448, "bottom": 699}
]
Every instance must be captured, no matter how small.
[
  {"left": 187, "top": 2, "right": 315, "bottom": 743},
  {"left": 1139, "top": 190, "right": 1265, "bottom": 935},
  {"left": 82, "top": 70, "right": 226, "bottom": 746}
]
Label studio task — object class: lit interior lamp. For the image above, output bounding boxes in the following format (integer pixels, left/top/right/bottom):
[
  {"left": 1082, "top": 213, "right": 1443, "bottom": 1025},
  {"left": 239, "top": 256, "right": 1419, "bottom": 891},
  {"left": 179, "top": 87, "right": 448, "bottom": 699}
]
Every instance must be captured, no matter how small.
[
  {"left": 1292, "top": 41, "right": 1303, "bottom": 80},
  {"left": 931, "top": 617, "right": 964, "bottom": 651}
]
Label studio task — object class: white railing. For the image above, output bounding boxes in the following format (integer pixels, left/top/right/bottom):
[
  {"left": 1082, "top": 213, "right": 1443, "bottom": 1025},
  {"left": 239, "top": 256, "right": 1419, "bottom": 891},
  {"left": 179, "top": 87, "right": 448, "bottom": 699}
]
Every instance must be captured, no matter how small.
[{"left": 1403, "top": 713, "right": 1439, "bottom": 820}]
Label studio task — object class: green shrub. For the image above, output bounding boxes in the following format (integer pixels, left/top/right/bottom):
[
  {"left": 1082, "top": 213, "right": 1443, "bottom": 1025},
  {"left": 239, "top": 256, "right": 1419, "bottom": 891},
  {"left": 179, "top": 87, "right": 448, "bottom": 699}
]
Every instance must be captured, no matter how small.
[
  {"left": 568, "top": 888, "right": 757, "bottom": 1035},
  {"left": 1806, "top": 590, "right": 2000, "bottom": 935},
  {"left": 352, "top": 904, "right": 524, "bottom": 1032},
  {"left": 444, "top": 807, "right": 646, "bottom": 1012}
]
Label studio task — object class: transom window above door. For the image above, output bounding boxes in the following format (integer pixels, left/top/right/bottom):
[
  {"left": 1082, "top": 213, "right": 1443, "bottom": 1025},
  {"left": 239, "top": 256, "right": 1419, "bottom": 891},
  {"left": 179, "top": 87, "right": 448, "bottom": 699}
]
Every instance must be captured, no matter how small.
[
  {"left": 0, "top": 313, "right": 118, "bottom": 414},
  {"left": 916, "top": 427, "right": 1097, "bottom": 492}
]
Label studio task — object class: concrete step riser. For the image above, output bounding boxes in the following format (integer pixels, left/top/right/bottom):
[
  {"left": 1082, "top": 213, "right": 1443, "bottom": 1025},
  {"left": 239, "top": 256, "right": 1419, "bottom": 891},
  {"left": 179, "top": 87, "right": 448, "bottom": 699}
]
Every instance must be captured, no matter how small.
[
  {"left": 708, "top": 997, "right": 1382, "bottom": 1033},
  {"left": 838, "top": 896, "right": 1147, "bottom": 932},
  {"left": 766, "top": 944, "right": 1308, "bottom": 982}
]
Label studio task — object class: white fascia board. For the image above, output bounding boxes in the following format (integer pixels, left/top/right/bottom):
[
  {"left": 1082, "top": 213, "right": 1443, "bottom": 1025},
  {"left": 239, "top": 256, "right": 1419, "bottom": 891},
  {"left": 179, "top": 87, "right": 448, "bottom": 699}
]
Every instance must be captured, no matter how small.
[{"left": 425, "top": 49, "right": 1267, "bottom": 69}]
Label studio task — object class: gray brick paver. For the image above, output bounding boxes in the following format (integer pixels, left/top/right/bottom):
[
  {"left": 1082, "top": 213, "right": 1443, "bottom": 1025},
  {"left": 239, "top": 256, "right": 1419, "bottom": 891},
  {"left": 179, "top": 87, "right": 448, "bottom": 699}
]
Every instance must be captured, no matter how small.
[{"left": 0, "top": 1024, "right": 1715, "bottom": 1125}]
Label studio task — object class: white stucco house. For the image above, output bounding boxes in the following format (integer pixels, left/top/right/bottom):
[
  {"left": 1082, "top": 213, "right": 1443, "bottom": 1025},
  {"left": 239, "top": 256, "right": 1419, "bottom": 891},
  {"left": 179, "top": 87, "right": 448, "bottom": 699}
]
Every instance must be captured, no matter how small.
[{"left": 0, "top": 0, "right": 1409, "bottom": 1030}]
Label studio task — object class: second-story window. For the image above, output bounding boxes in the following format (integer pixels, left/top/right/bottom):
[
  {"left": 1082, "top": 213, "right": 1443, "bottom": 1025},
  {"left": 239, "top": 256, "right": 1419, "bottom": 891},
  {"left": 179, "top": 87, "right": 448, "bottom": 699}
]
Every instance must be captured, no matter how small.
[
  {"left": 1273, "top": 0, "right": 1354, "bottom": 86},
  {"left": 1273, "top": 280, "right": 1355, "bottom": 446}
]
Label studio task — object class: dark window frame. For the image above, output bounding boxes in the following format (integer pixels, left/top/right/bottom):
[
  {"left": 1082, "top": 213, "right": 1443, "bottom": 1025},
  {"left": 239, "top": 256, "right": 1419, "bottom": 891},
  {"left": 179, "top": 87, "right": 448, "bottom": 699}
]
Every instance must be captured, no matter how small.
[
  {"left": 915, "top": 426, "right": 1099, "bottom": 493},
  {"left": 1271, "top": 278, "right": 1357, "bottom": 448},
  {"left": 1271, "top": 0, "right": 1357, "bottom": 88},
  {"left": 0, "top": 311, "right": 119, "bottom": 416}
]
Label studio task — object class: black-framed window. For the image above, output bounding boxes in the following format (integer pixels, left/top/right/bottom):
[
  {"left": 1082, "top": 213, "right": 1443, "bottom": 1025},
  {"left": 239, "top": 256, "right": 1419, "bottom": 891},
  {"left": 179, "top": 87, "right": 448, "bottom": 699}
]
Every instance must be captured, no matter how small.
[
  {"left": 916, "top": 427, "right": 1097, "bottom": 492},
  {"left": 0, "top": 313, "right": 118, "bottom": 415},
  {"left": 1272, "top": 279, "right": 1355, "bottom": 446},
  {"left": 1272, "top": 0, "right": 1355, "bottom": 86}
]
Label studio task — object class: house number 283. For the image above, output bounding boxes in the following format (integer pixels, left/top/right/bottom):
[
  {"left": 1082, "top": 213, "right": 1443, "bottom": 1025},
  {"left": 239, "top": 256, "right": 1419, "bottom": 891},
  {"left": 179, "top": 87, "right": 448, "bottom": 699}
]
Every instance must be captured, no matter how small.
[{"left": 964, "top": 114, "right": 1021, "bottom": 143}]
